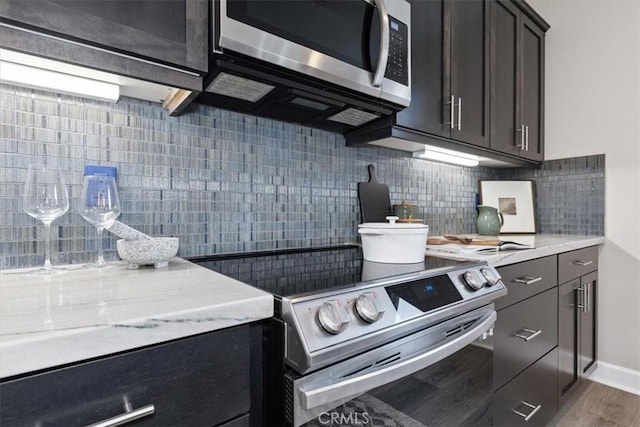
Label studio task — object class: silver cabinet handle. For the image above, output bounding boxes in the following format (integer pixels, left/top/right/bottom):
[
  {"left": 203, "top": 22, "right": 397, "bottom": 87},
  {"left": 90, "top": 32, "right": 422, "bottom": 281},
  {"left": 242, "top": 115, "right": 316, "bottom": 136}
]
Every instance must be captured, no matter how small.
[
  {"left": 513, "top": 276, "right": 542, "bottom": 285},
  {"left": 372, "top": 0, "right": 390, "bottom": 88},
  {"left": 517, "top": 125, "right": 526, "bottom": 149},
  {"left": 572, "top": 260, "right": 593, "bottom": 266},
  {"left": 577, "top": 285, "right": 587, "bottom": 312},
  {"left": 86, "top": 404, "right": 155, "bottom": 427},
  {"left": 525, "top": 125, "right": 530, "bottom": 151},
  {"left": 447, "top": 95, "right": 455, "bottom": 129},
  {"left": 457, "top": 97, "right": 462, "bottom": 131},
  {"left": 513, "top": 401, "right": 542, "bottom": 421},
  {"left": 513, "top": 328, "right": 542, "bottom": 341},
  {"left": 585, "top": 282, "right": 590, "bottom": 313}
]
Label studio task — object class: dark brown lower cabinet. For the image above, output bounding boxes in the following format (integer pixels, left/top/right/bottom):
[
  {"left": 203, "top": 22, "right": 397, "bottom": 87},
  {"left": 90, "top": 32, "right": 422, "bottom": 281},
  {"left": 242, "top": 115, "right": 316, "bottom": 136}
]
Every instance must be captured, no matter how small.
[
  {"left": 558, "top": 271, "right": 598, "bottom": 408},
  {"left": 493, "top": 287, "right": 558, "bottom": 390},
  {"left": 494, "top": 348, "right": 558, "bottom": 426},
  {"left": 0, "top": 325, "right": 252, "bottom": 427}
]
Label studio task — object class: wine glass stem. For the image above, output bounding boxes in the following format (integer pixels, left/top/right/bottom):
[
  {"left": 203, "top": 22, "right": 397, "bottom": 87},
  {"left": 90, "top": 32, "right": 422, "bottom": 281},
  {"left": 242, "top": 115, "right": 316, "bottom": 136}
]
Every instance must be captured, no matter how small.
[
  {"left": 43, "top": 221, "right": 53, "bottom": 270},
  {"left": 96, "top": 227, "right": 106, "bottom": 266}
]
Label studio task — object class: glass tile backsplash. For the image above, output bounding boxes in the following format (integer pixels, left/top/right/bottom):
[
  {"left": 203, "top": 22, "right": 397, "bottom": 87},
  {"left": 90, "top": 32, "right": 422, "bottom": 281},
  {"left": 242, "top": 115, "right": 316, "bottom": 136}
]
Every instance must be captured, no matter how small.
[{"left": 0, "top": 84, "right": 604, "bottom": 269}]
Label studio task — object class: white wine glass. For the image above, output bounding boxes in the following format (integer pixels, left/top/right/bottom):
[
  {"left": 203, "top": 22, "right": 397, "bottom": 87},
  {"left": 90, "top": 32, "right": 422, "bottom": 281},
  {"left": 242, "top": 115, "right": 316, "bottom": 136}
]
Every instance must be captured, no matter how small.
[
  {"left": 23, "top": 165, "right": 70, "bottom": 273},
  {"left": 79, "top": 175, "right": 121, "bottom": 268}
]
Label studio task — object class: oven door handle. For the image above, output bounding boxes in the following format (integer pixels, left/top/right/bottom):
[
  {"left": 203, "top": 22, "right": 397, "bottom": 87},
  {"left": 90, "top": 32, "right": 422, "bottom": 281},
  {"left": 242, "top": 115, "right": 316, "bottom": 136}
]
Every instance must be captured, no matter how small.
[{"left": 298, "top": 309, "right": 496, "bottom": 410}]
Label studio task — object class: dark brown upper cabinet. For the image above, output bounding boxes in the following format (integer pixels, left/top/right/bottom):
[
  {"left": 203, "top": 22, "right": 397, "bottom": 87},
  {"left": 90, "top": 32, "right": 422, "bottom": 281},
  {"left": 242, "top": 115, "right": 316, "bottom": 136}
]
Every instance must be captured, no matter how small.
[
  {"left": 491, "top": 0, "right": 548, "bottom": 161},
  {"left": 395, "top": 0, "right": 490, "bottom": 146},
  {"left": 348, "top": 0, "right": 549, "bottom": 166},
  {"left": 0, "top": 0, "right": 207, "bottom": 97}
]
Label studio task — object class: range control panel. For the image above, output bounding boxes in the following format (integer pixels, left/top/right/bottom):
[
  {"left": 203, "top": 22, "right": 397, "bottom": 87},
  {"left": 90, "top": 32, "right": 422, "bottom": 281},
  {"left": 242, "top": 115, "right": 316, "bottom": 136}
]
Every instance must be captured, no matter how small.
[
  {"left": 384, "top": 17, "right": 409, "bottom": 86},
  {"left": 282, "top": 265, "right": 506, "bottom": 355}
]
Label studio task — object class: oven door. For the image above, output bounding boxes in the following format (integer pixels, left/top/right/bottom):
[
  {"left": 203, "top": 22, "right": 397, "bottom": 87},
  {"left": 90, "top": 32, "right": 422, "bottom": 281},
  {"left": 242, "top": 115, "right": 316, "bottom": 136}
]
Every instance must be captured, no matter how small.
[
  {"left": 288, "top": 306, "right": 496, "bottom": 426},
  {"left": 215, "top": 0, "right": 411, "bottom": 107}
]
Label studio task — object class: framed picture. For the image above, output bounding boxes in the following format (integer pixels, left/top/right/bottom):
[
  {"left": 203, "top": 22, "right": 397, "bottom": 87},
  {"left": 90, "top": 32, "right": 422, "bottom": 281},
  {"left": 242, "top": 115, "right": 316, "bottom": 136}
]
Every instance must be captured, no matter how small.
[{"left": 479, "top": 180, "right": 537, "bottom": 233}]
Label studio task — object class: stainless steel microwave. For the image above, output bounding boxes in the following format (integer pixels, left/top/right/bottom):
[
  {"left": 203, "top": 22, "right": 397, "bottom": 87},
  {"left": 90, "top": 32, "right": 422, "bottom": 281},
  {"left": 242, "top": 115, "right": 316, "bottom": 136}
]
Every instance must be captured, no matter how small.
[{"left": 198, "top": 0, "right": 411, "bottom": 133}]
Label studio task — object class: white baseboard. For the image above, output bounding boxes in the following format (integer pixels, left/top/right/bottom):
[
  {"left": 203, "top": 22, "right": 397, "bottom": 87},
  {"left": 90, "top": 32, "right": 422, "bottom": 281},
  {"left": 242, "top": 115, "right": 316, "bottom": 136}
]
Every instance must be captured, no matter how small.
[{"left": 587, "top": 361, "right": 640, "bottom": 396}]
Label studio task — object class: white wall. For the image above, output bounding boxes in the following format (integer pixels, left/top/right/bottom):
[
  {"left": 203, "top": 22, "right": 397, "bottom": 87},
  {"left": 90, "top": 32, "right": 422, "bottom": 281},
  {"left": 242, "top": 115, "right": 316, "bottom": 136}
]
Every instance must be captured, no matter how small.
[{"left": 527, "top": 0, "right": 640, "bottom": 372}]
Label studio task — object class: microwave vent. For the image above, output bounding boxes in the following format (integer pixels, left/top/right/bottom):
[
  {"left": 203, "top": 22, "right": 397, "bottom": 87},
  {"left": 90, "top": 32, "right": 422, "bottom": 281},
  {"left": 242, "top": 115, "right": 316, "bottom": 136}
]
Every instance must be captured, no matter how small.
[
  {"left": 206, "top": 72, "right": 275, "bottom": 102},
  {"left": 327, "top": 108, "right": 380, "bottom": 127}
]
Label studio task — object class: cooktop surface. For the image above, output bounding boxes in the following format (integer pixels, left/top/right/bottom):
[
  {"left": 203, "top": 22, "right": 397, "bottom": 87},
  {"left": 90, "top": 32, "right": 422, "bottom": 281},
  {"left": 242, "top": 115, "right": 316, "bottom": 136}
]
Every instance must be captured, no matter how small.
[{"left": 191, "top": 245, "right": 470, "bottom": 299}]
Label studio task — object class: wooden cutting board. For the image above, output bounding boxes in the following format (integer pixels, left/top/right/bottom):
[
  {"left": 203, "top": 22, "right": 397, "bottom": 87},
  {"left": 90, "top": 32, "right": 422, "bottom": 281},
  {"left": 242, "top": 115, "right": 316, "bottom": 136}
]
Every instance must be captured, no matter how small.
[{"left": 357, "top": 164, "right": 393, "bottom": 223}]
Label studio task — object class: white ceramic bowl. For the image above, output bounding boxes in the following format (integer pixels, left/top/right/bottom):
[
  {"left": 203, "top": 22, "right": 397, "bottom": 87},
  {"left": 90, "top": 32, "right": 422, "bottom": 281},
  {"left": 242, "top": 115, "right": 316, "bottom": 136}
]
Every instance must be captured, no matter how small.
[
  {"left": 358, "top": 223, "right": 429, "bottom": 263},
  {"left": 116, "top": 237, "right": 179, "bottom": 269}
]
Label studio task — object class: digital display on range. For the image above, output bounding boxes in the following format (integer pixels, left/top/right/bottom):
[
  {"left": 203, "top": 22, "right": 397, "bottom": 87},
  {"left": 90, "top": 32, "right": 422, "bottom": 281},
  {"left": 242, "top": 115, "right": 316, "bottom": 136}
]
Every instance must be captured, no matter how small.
[{"left": 385, "top": 275, "right": 463, "bottom": 314}]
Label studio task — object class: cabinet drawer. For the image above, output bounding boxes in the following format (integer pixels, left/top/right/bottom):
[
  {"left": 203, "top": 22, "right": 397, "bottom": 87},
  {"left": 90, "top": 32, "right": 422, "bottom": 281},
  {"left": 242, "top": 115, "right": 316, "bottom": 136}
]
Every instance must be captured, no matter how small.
[
  {"left": 494, "top": 347, "right": 558, "bottom": 427},
  {"left": 0, "top": 326, "right": 250, "bottom": 427},
  {"left": 494, "top": 287, "right": 558, "bottom": 389},
  {"left": 559, "top": 246, "right": 598, "bottom": 284},
  {"left": 496, "top": 256, "right": 557, "bottom": 310}
]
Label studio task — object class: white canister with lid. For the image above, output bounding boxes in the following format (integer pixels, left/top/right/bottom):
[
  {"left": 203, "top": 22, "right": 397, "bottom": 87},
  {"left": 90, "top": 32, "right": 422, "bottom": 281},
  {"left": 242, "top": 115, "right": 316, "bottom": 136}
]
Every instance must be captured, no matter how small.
[{"left": 358, "top": 216, "right": 429, "bottom": 263}]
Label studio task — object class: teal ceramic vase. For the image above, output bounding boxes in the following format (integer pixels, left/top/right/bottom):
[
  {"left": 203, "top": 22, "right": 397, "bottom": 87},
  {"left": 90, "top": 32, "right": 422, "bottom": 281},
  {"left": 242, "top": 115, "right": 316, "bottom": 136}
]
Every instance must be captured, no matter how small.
[{"left": 477, "top": 205, "right": 504, "bottom": 235}]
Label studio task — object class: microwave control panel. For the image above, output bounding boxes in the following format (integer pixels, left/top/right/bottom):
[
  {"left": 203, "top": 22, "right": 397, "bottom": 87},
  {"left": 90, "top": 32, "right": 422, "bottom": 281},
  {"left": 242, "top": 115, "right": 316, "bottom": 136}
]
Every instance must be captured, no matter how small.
[{"left": 385, "top": 17, "right": 409, "bottom": 86}]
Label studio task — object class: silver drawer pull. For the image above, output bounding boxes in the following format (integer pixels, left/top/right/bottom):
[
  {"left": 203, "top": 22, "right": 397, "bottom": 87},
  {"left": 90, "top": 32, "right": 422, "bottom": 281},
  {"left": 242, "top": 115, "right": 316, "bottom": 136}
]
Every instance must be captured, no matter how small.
[
  {"left": 513, "top": 401, "right": 542, "bottom": 421},
  {"left": 572, "top": 259, "right": 593, "bottom": 266},
  {"left": 86, "top": 404, "right": 155, "bottom": 427},
  {"left": 513, "top": 328, "right": 542, "bottom": 341},
  {"left": 513, "top": 276, "right": 542, "bottom": 285}
]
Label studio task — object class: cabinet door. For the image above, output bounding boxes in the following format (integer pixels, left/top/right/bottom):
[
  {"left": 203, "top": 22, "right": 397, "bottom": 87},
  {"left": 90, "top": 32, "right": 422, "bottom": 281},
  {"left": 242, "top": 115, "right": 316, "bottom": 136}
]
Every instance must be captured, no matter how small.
[
  {"left": 580, "top": 271, "right": 597, "bottom": 376},
  {"left": 448, "top": 0, "right": 490, "bottom": 147},
  {"left": 0, "top": 0, "right": 208, "bottom": 72},
  {"left": 396, "top": 0, "right": 448, "bottom": 137},
  {"left": 519, "top": 15, "right": 545, "bottom": 161},
  {"left": 558, "top": 279, "right": 581, "bottom": 408},
  {"left": 490, "top": 0, "right": 521, "bottom": 157}
]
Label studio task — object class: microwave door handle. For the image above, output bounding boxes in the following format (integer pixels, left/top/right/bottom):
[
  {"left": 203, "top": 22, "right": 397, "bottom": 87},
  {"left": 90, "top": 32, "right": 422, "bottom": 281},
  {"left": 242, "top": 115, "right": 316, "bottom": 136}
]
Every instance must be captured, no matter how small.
[
  {"left": 298, "top": 310, "right": 496, "bottom": 410},
  {"left": 372, "top": 0, "right": 390, "bottom": 88}
]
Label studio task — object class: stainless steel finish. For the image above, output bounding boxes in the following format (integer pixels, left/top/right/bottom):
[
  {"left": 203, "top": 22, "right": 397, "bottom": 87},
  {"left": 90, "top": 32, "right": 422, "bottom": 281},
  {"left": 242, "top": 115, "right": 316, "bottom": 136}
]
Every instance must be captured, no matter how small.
[
  {"left": 86, "top": 404, "right": 155, "bottom": 427},
  {"left": 463, "top": 270, "right": 485, "bottom": 290},
  {"left": 513, "top": 328, "right": 543, "bottom": 342},
  {"left": 282, "top": 262, "right": 506, "bottom": 374},
  {"left": 215, "top": 0, "right": 411, "bottom": 106},
  {"left": 513, "top": 276, "right": 543, "bottom": 285},
  {"left": 577, "top": 285, "right": 587, "bottom": 312},
  {"left": 585, "top": 282, "right": 590, "bottom": 313},
  {"left": 572, "top": 260, "right": 593, "bottom": 266},
  {"left": 517, "top": 125, "right": 526, "bottom": 149},
  {"left": 525, "top": 125, "right": 530, "bottom": 151},
  {"left": 372, "top": 0, "right": 390, "bottom": 88},
  {"left": 447, "top": 95, "right": 455, "bottom": 129},
  {"left": 481, "top": 267, "right": 501, "bottom": 286},
  {"left": 0, "top": 23, "right": 200, "bottom": 76},
  {"left": 512, "top": 401, "right": 542, "bottom": 422},
  {"left": 355, "top": 292, "right": 384, "bottom": 323},
  {"left": 317, "top": 300, "right": 351, "bottom": 335},
  {"left": 292, "top": 307, "right": 496, "bottom": 425},
  {"left": 457, "top": 97, "right": 462, "bottom": 131}
]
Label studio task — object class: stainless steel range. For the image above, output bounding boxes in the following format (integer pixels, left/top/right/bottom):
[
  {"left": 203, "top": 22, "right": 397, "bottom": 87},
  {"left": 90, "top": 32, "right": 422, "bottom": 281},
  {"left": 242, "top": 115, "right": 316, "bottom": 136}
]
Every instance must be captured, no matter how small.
[{"left": 193, "top": 245, "right": 506, "bottom": 426}]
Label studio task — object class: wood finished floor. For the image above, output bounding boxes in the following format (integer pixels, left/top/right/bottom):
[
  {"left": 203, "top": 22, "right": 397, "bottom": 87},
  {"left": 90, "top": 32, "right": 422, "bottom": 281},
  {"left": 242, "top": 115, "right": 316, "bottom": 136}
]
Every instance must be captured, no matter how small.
[{"left": 555, "top": 382, "right": 640, "bottom": 427}]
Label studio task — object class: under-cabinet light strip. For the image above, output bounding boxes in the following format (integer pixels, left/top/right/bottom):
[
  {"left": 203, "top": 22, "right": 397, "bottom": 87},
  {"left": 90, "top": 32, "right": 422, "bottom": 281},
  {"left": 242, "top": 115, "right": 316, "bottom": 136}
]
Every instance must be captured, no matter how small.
[
  {"left": 412, "top": 147, "right": 480, "bottom": 167},
  {"left": 0, "top": 61, "right": 120, "bottom": 102}
]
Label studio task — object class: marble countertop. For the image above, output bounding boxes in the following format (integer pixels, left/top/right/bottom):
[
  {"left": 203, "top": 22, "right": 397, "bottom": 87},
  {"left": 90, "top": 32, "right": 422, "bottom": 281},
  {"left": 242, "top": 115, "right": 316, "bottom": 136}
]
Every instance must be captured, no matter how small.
[
  {"left": 0, "top": 258, "right": 273, "bottom": 379},
  {"left": 426, "top": 234, "right": 605, "bottom": 267}
]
